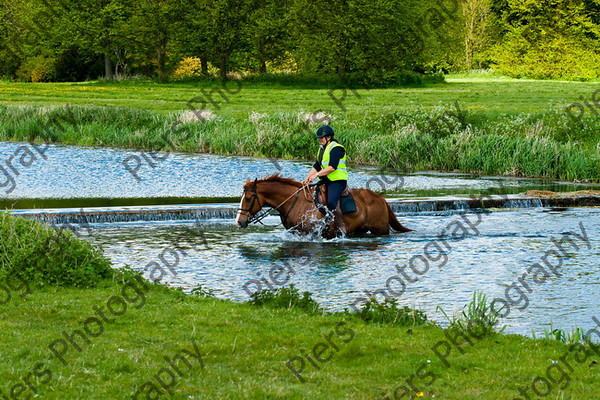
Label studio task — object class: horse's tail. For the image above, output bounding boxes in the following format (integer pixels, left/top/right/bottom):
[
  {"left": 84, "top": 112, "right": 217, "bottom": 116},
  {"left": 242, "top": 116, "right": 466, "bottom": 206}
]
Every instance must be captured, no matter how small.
[{"left": 386, "top": 201, "right": 413, "bottom": 232}]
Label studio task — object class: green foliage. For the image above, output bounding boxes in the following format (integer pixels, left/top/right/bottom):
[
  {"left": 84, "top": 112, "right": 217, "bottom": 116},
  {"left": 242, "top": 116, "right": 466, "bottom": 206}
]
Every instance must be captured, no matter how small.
[
  {"left": 15, "top": 56, "right": 57, "bottom": 82},
  {"left": 1, "top": 97, "right": 598, "bottom": 182},
  {"left": 0, "top": 0, "right": 461, "bottom": 82},
  {"left": 532, "top": 323, "right": 590, "bottom": 345},
  {"left": 3, "top": 0, "right": 600, "bottom": 80},
  {"left": 353, "top": 298, "right": 428, "bottom": 326},
  {"left": 490, "top": 0, "right": 600, "bottom": 79},
  {"left": 191, "top": 284, "right": 216, "bottom": 298},
  {"left": 0, "top": 213, "right": 114, "bottom": 287},
  {"left": 247, "top": 284, "right": 322, "bottom": 314},
  {"left": 437, "top": 291, "right": 504, "bottom": 338}
]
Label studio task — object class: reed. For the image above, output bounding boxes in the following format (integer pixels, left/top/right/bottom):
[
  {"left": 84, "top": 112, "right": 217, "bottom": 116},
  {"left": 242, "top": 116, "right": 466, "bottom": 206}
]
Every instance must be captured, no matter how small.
[{"left": 1, "top": 104, "right": 598, "bottom": 181}]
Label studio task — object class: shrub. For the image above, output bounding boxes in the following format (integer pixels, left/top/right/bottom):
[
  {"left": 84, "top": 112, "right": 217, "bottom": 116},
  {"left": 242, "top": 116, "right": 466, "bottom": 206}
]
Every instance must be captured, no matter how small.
[
  {"left": 0, "top": 213, "right": 114, "bottom": 287},
  {"left": 353, "top": 298, "right": 428, "bottom": 326},
  {"left": 171, "top": 57, "right": 218, "bottom": 80},
  {"left": 16, "top": 56, "right": 57, "bottom": 82},
  {"left": 247, "top": 284, "right": 322, "bottom": 314},
  {"left": 438, "top": 291, "right": 504, "bottom": 338}
]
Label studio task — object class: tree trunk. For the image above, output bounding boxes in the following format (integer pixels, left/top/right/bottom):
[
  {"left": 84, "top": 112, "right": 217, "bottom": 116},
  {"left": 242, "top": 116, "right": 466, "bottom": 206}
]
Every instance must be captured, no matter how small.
[
  {"left": 157, "top": 44, "right": 166, "bottom": 82},
  {"left": 201, "top": 55, "right": 208, "bottom": 75},
  {"left": 219, "top": 54, "right": 228, "bottom": 80},
  {"left": 104, "top": 52, "right": 113, "bottom": 80},
  {"left": 465, "top": 37, "right": 473, "bottom": 69},
  {"left": 259, "top": 59, "right": 267, "bottom": 74},
  {"left": 337, "top": 63, "right": 346, "bottom": 83},
  {"left": 258, "top": 39, "right": 267, "bottom": 74}
]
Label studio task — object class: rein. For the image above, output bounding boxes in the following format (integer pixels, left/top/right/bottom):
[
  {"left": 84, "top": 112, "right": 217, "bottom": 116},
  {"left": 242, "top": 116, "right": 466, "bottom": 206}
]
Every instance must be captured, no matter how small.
[{"left": 241, "top": 183, "right": 314, "bottom": 225}]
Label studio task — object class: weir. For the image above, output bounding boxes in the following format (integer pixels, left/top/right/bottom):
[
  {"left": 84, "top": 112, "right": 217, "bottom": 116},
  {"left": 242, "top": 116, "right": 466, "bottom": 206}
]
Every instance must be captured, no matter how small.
[{"left": 4, "top": 194, "right": 600, "bottom": 225}]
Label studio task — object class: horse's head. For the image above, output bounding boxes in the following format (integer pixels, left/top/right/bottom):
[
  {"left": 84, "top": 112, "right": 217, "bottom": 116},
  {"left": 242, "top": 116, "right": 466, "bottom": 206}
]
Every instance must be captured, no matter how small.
[{"left": 236, "top": 179, "right": 263, "bottom": 228}]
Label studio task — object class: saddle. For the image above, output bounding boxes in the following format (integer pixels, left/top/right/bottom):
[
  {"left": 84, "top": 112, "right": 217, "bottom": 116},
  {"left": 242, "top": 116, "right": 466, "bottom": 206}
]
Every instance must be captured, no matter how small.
[{"left": 313, "top": 184, "right": 357, "bottom": 214}]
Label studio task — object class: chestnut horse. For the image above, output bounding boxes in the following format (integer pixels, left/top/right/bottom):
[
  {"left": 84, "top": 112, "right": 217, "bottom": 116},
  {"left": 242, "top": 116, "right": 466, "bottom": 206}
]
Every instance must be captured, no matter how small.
[{"left": 236, "top": 175, "right": 412, "bottom": 237}]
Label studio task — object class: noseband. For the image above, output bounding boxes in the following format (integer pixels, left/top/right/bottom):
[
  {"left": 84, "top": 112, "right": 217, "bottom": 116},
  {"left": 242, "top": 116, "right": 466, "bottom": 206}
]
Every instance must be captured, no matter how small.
[
  {"left": 239, "top": 187, "right": 261, "bottom": 213},
  {"left": 238, "top": 181, "right": 312, "bottom": 225},
  {"left": 238, "top": 186, "right": 268, "bottom": 224}
]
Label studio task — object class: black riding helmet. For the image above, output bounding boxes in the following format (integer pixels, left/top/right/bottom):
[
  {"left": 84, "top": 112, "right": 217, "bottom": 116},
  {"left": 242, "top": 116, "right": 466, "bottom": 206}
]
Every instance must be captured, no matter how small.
[{"left": 315, "top": 124, "right": 335, "bottom": 138}]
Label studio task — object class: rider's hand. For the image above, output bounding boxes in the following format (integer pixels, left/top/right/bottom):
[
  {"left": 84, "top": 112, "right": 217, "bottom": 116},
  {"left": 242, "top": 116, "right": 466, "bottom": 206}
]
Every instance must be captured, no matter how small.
[{"left": 302, "top": 174, "right": 316, "bottom": 184}]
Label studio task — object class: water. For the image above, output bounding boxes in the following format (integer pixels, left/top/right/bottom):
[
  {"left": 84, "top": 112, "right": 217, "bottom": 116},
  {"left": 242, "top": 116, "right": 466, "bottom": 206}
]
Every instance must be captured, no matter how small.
[
  {"left": 1, "top": 142, "right": 597, "bottom": 209},
  {"left": 3, "top": 141, "right": 599, "bottom": 336},
  {"left": 79, "top": 207, "right": 600, "bottom": 337}
]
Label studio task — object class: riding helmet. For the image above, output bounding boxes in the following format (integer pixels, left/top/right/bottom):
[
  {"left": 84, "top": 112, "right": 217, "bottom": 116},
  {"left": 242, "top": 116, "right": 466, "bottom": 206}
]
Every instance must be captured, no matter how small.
[{"left": 315, "top": 125, "right": 335, "bottom": 138}]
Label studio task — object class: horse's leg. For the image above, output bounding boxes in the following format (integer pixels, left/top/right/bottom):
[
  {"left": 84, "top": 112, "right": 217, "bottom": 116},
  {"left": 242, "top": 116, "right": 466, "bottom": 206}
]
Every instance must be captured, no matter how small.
[
  {"left": 347, "top": 189, "right": 392, "bottom": 235},
  {"left": 369, "top": 197, "right": 392, "bottom": 235}
]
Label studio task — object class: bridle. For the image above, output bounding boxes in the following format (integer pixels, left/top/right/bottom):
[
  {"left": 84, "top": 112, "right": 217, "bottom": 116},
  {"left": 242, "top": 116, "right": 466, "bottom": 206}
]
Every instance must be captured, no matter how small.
[
  {"left": 239, "top": 184, "right": 267, "bottom": 224},
  {"left": 238, "top": 180, "right": 314, "bottom": 225}
]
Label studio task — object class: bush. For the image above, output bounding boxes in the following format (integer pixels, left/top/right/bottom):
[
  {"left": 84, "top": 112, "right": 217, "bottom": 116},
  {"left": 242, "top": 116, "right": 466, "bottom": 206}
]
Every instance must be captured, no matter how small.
[
  {"left": 247, "top": 285, "right": 322, "bottom": 314},
  {"left": 16, "top": 56, "right": 57, "bottom": 82},
  {"left": 171, "top": 57, "right": 219, "bottom": 80},
  {"left": 437, "top": 291, "right": 504, "bottom": 338},
  {"left": 0, "top": 213, "right": 114, "bottom": 287},
  {"left": 492, "top": 35, "right": 600, "bottom": 81},
  {"left": 353, "top": 298, "right": 428, "bottom": 326}
]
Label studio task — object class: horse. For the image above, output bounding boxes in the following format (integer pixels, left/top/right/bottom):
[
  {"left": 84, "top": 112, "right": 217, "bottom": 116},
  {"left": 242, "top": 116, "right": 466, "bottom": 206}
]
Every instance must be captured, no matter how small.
[{"left": 236, "top": 174, "right": 412, "bottom": 237}]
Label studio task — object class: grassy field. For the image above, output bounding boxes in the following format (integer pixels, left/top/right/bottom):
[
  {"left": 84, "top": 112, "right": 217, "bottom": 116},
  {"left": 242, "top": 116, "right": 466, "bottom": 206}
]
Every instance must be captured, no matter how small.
[
  {"left": 1, "top": 77, "right": 599, "bottom": 116},
  {"left": 2, "top": 283, "right": 600, "bottom": 400},
  {"left": 1, "top": 77, "right": 599, "bottom": 182}
]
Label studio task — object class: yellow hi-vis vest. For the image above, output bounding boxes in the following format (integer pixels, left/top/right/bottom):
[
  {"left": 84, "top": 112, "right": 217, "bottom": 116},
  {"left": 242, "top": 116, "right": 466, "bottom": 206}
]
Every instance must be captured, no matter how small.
[{"left": 319, "top": 141, "right": 348, "bottom": 181}]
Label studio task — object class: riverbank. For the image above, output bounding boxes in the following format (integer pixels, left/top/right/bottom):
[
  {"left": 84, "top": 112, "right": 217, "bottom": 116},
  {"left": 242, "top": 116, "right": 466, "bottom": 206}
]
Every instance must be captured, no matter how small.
[
  {"left": 3, "top": 282, "right": 600, "bottom": 399},
  {"left": 1, "top": 213, "right": 600, "bottom": 399},
  {"left": 1, "top": 78, "right": 599, "bottom": 182}
]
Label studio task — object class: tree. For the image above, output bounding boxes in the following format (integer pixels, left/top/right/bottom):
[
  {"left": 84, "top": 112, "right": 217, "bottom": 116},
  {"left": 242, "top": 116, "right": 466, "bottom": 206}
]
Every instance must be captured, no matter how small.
[
  {"left": 205, "top": 0, "right": 251, "bottom": 79},
  {"left": 288, "top": 0, "right": 461, "bottom": 82},
  {"left": 171, "top": 0, "right": 213, "bottom": 75},
  {"left": 462, "top": 0, "right": 492, "bottom": 69},
  {"left": 245, "top": 0, "right": 290, "bottom": 73},
  {"left": 490, "top": 0, "right": 600, "bottom": 79},
  {"left": 127, "top": 0, "right": 178, "bottom": 82}
]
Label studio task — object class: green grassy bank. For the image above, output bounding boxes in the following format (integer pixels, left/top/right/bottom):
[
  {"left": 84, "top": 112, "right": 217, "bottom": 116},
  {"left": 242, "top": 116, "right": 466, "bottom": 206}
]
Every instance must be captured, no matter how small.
[
  {"left": 1, "top": 78, "right": 599, "bottom": 181},
  {"left": 2, "top": 214, "right": 600, "bottom": 399},
  {"left": 4, "top": 284, "right": 600, "bottom": 399}
]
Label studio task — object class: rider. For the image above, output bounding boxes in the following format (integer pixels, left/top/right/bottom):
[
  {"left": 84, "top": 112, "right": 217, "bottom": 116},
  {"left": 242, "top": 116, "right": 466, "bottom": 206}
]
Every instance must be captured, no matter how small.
[{"left": 301, "top": 124, "right": 348, "bottom": 235}]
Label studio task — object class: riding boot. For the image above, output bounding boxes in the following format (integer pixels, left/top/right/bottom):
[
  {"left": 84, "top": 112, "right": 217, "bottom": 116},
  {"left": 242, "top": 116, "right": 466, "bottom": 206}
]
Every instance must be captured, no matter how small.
[
  {"left": 333, "top": 207, "right": 346, "bottom": 236},
  {"left": 320, "top": 209, "right": 335, "bottom": 239}
]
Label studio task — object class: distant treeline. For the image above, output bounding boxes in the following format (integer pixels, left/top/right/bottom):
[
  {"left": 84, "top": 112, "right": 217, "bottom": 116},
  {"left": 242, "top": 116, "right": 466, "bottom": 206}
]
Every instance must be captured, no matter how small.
[{"left": 1, "top": 0, "right": 599, "bottom": 84}]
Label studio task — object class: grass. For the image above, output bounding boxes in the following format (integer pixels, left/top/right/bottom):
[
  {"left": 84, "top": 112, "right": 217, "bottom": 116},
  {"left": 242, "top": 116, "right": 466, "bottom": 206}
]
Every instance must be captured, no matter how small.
[
  {"left": 1, "top": 78, "right": 600, "bottom": 116},
  {"left": 1, "top": 78, "right": 599, "bottom": 181},
  {"left": 1, "top": 214, "right": 599, "bottom": 399},
  {"left": 2, "top": 282, "right": 600, "bottom": 399}
]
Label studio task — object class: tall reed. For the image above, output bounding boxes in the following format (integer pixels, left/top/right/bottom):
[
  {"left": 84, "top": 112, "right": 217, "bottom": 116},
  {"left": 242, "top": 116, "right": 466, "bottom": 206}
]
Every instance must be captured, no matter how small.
[{"left": 1, "top": 104, "right": 598, "bottom": 181}]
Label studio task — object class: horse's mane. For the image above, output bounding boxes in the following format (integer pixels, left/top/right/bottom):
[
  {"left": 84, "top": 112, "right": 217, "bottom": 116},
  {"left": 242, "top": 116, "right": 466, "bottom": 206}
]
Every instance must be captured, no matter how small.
[{"left": 243, "top": 174, "right": 302, "bottom": 188}]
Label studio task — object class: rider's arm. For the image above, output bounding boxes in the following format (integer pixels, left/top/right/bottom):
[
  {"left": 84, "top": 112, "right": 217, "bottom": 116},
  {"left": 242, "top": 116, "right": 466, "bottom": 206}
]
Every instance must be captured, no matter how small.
[
  {"left": 327, "top": 147, "right": 345, "bottom": 169},
  {"left": 317, "top": 166, "right": 335, "bottom": 177},
  {"left": 302, "top": 167, "right": 318, "bottom": 184},
  {"left": 302, "top": 166, "right": 335, "bottom": 183}
]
